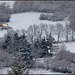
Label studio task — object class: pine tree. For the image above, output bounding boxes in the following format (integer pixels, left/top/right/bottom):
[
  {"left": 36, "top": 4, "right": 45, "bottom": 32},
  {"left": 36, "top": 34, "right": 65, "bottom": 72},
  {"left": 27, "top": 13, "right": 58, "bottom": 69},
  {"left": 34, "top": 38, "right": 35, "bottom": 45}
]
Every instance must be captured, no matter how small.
[
  {"left": 19, "top": 34, "right": 33, "bottom": 68},
  {"left": 9, "top": 50, "right": 29, "bottom": 75},
  {"left": 46, "top": 33, "right": 55, "bottom": 55},
  {"left": 33, "top": 39, "right": 42, "bottom": 58},
  {"left": 9, "top": 33, "right": 33, "bottom": 75},
  {"left": 40, "top": 33, "right": 55, "bottom": 57},
  {"left": 41, "top": 37, "right": 47, "bottom": 57},
  {"left": 2, "top": 35, "right": 13, "bottom": 54},
  {"left": 13, "top": 32, "right": 20, "bottom": 52}
]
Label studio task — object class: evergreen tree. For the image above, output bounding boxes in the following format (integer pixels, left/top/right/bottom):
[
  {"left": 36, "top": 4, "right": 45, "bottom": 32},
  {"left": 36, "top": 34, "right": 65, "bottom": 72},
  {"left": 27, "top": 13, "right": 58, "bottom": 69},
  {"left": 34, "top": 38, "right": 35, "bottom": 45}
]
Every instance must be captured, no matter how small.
[
  {"left": 9, "top": 50, "right": 29, "bottom": 75},
  {"left": 2, "top": 35, "right": 13, "bottom": 54},
  {"left": 33, "top": 39, "right": 42, "bottom": 58},
  {"left": 19, "top": 34, "right": 33, "bottom": 68},
  {"left": 40, "top": 33, "right": 55, "bottom": 57},
  {"left": 13, "top": 32, "right": 20, "bottom": 52},
  {"left": 41, "top": 37, "right": 47, "bottom": 57},
  {"left": 46, "top": 33, "right": 55, "bottom": 55}
]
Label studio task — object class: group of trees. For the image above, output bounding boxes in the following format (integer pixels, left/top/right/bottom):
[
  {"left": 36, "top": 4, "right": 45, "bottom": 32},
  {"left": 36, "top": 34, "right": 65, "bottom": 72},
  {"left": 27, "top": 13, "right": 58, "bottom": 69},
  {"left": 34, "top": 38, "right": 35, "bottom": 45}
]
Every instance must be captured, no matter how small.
[
  {"left": 33, "top": 33, "right": 54, "bottom": 58},
  {"left": 0, "top": 30, "right": 33, "bottom": 74},
  {"left": 26, "top": 23, "right": 75, "bottom": 43},
  {"left": 0, "top": 28, "right": 55, "bottom": 74},
  {"left": 39, "top": 12, "right": 66, "bottom": 21},
  {"left": 0, "top": 3, "right": 11, "bottom": 22},
  {"left": 12, "top": 1, "right": 71, "bottom": 14},
  {"left": 1, "top": 30, "right": 33, "bottom": 68},
  {"left": 1, "top": 27, "right": 55, "bottom": 57}
]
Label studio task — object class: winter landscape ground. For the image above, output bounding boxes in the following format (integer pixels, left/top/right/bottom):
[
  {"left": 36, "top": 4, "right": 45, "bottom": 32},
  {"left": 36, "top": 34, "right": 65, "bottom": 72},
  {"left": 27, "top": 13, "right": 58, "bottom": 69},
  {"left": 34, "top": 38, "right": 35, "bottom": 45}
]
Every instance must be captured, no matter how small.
[
  {"left": 0, "top": 1, "right": 75, "bottom": 74},
  {"left": 0, "top": 12, "right": 75, "bottom": 53},
  {"left": 0, "top": 11, "right": 75, "bottom": 74}
]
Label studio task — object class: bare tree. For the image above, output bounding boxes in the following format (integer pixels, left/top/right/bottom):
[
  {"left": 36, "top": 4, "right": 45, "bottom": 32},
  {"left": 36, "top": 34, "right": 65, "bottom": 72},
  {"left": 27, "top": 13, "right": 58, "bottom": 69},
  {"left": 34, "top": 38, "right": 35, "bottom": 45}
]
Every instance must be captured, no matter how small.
[{"left": 55, "top": 23, "right": 63, "bottom": 42}]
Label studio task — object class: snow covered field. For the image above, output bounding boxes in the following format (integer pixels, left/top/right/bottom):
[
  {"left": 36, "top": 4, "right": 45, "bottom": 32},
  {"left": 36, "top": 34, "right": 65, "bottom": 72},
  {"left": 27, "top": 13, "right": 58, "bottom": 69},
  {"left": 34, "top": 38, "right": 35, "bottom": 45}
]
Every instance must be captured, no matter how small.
[
  {"left": 58, "top": 42, "right": 75, "bottom": 53},
  {"left": 8, "top": 12, "right": 66, "bottom": 30},
  {"left": 0, "top": 12, "right": 67, "bottom": 37},
  {"left": 0, "top": 12, "right": 75, "bottom": 53}
]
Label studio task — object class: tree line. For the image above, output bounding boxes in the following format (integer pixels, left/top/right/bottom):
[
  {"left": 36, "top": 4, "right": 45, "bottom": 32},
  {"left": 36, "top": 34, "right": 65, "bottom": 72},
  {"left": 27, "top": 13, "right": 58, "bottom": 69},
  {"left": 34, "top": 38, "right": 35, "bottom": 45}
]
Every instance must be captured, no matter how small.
[{"left": 0, "top": 28, "right": 54, "bottom": 74}]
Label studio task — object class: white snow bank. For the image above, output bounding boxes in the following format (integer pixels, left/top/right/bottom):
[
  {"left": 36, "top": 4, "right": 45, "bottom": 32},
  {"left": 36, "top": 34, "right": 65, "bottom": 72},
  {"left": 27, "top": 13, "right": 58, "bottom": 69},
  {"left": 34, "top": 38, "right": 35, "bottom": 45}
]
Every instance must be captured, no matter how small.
[
  {"left": 0, "top": 67, "right": 64, "bottom": 74},
  {"left": 0, "top": 67, "right": 11, "bottom": 74},
  {"left": 29, "top": 68, "right": 64, "bottom": 74}
]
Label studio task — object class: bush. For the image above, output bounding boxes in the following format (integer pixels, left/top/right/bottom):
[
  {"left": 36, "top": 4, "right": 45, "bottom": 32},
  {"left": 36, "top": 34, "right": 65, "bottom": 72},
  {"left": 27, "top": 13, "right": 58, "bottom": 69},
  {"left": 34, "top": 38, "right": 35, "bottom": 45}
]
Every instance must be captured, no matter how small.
[
  {"left": 33, "top": 58, "right": 51, "bottom": 69},
  {"left": 39, "top": 14, "right": 51, "bottom": 20},
  {"left": 51, "top": 59, "right": 73, "bottom": 73},
  {"left": 50, "top": 44, "right": 75, "bottom": 73},
  {"left": 39, "top": 12, "right": 66, "bottom": 21},
  {"left": 51, "top": 12, "right": 66, "bottom": 21},
  {"left": 0, "top": 49, "right": 13, "bottom": 68}
]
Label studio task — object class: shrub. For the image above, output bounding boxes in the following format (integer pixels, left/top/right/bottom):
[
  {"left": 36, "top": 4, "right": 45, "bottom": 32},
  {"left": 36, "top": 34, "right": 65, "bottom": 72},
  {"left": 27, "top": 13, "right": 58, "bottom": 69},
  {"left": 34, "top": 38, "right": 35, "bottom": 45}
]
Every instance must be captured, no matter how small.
[
  {"left": 39, "top": 14, "right": 51, "bottom": 20},
  {"left": 50, "top": 44, "right": 75, "bottom": 73},
  {"left": 39, "top": 11, "right": 66, "bottom": 21},
  {"left": 0, "top": 49, "right": 13, "bottom": 68},
  {"left": 51, "top": 59, "right": 73, "bottom": 73},
  {"left": 51, "top": 12, "right": 66, "bottom": 21},
  {"left": 33, "top": 58, "right": 51, "bottom": 69}
]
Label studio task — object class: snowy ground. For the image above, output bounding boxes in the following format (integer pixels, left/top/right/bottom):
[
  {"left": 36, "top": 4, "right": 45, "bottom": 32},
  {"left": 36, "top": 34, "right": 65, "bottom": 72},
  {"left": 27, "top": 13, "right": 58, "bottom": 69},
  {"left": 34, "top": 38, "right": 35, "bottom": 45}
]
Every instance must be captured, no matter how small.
[
  {"left": 8, "top": 12, "right": 66, "bottom": 31},
  {"left": 58, "top": 42, "right": 75, "bottom": 53},
  {"left": 0, "top": 12, "right": 75, "bottom": 53},
  {"left": 0, "top": 67, "right": 64, "bottom": 74},
  {"left": 0, "top": 67, "right": 11, "bottom": 74},
  {"left": 0, "top": 12, "right": 67, "bottom": 37},
  {"left": 0, "top": 12, "right": 75, "bottom": 74},
  {"left": 29, "top": 68, "right": 64, "bottom": 74}
]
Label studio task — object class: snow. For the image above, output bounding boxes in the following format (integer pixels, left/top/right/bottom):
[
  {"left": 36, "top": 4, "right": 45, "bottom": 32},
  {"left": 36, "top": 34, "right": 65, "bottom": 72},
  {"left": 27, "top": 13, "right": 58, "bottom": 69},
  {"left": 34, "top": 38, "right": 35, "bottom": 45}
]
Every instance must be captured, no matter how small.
[
  {"left": 10, "top": 12, "right": 67, "bottom": 30},
  {"left": 0, "top": 67, "right": 11, "bottom": 74},
  {"left": 0, "top": 67, "right": 64, "bottom": 74},
  {"left": 0, "top": 30, "right": 7, "bottom": 38},
  {"left": 0, "top": 12, "right": 75, "bottom": 53},
  {"left": 0, "top": 12, "right": 67, "bottom": 37},
  {"left": 29, "top": 68, "right": 64, "bottom": 74},
  {"left": 58, "top": 42, "right": 75, "bottom": 53}
]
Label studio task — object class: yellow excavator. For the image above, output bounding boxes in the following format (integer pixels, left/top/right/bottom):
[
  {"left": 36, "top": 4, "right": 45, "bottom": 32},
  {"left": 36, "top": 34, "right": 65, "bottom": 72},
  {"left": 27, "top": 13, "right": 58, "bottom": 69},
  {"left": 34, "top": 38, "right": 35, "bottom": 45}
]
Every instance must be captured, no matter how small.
[
  {"left": 0, "top": 23, "right": 12, "bottom": 30},
  {"left": 0, "top": 23, "right": 8, "bottom": 26}
]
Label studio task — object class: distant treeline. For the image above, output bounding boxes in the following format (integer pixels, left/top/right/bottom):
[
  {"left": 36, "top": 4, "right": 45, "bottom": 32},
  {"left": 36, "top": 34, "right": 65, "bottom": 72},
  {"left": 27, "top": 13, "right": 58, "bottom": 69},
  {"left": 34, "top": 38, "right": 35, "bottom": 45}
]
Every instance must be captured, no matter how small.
[{"left": 13, "top": 1, "right": 72, "bottom": 14}]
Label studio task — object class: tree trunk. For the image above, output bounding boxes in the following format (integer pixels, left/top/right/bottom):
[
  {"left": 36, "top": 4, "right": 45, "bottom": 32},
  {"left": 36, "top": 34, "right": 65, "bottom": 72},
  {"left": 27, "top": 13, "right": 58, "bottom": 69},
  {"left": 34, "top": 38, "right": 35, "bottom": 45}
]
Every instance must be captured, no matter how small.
[
  {"left": 72, "top": 30, "right": 74, "bottom": 41},
  {"left": 58, "top": 32, "right": 60, "bottom": 43},
  {"left": 66, "top": 31, "right": 68, "bottom": 42}
]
